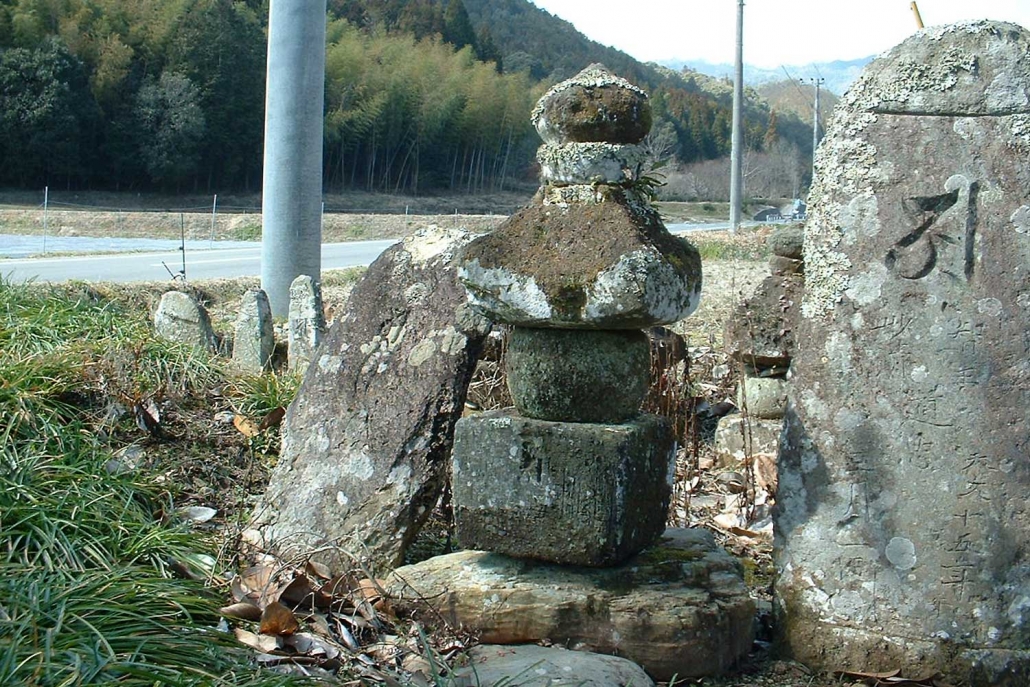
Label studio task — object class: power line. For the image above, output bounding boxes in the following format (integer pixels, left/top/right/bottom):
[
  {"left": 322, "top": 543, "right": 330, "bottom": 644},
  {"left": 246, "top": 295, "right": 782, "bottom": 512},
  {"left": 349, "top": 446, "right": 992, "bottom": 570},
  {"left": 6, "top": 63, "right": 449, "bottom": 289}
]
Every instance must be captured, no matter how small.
[{"left": 781, "top": 66, "right": 815, "bottom": 117}]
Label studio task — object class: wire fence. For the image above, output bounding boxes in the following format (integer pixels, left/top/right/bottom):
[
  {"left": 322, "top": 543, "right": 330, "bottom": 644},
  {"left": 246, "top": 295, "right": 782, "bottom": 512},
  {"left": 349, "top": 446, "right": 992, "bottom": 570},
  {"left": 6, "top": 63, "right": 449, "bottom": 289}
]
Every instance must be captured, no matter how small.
[{"left": 0, "top": 190, "right": 518, "bottom": 255}]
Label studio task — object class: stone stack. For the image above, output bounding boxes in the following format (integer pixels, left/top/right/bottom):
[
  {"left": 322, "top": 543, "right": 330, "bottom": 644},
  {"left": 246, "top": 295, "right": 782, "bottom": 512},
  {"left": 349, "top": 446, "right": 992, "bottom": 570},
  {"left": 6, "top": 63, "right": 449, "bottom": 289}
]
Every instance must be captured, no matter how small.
[
  {"left": 388, "top": 67, "right": 754, "bottom": 683},
  {"left": 715, "top": 226, "right": 804, "bottom": 466},
  {"left": 453, "top": 64, "right": 702, "bottom": 566}
]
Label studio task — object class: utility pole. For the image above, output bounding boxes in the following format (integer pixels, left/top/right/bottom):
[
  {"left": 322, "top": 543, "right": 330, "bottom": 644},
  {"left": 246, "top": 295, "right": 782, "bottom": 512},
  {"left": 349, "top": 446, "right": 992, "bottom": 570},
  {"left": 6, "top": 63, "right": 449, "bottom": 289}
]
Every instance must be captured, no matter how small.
[
  {"left": 729, "top": 0, "right": 744, "bottom": 232},
  {"left": 806, "top": 77, "right": 825, "bottom": 186},
  {"left": 261, "top": 0, "right": 327, "bottom": 317}
]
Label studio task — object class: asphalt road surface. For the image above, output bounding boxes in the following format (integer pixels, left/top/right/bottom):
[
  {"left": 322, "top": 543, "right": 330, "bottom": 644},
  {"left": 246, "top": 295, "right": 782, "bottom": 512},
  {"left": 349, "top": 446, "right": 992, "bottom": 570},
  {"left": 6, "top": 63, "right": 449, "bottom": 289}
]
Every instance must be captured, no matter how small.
[
  {"left": 1, "top": 222, "right": 737, "bottom": 284},
  {"left": 1, "top": 239, "right": 397, "bottom": 283}
]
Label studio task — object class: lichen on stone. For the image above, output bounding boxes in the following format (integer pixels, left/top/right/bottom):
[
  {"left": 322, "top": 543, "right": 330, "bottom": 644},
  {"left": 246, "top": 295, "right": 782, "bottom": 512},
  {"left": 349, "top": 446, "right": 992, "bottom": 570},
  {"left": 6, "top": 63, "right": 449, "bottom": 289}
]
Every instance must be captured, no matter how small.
[
  {"left": 530, "top": 63, "right": 647, "bottom": 129},
  {"left": 537, "top": 141, "right": 642, "bottom": 186}
]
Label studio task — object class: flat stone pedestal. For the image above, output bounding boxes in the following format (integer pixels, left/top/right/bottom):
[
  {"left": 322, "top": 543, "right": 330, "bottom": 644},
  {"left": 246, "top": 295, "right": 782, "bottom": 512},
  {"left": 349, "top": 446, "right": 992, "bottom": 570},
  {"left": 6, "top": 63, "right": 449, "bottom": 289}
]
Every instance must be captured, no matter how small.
[
  {"left": 385, "top": 528, "right": 755, "bottom": 682},
  {"left": 452, "top": 410, "right": 674, "bottom": 566}
]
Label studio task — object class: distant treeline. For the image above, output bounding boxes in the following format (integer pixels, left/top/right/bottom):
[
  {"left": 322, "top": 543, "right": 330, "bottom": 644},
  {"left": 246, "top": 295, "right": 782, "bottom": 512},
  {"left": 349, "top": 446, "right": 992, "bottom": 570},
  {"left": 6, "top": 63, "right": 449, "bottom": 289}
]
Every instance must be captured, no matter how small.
[{"left": 0, "top": 0, "right": 813, "bottom": 194}]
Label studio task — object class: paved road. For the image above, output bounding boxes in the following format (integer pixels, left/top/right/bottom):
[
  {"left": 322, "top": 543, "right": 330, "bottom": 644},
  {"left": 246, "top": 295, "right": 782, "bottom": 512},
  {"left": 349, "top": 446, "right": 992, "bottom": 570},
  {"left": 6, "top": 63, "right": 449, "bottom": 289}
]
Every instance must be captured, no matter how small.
[
  {"left": 1, "top": 222, "right": 739, "bottom": 283},
  {"left": 0, "top": 239, "right": 397, "bottom": 283}
]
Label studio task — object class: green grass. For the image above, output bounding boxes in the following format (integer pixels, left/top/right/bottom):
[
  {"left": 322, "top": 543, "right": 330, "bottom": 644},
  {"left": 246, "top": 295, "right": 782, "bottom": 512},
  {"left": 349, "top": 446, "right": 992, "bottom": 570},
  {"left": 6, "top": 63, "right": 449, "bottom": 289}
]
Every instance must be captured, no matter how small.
[
  {"left": 0, "top": 279, "right": 311, "bottom": 686},
  {"left": 229, "top": 222, "right": 262, "bottom": 241},
  {"left": 686, "top": 227, "right": 776, "bottom": 262}
]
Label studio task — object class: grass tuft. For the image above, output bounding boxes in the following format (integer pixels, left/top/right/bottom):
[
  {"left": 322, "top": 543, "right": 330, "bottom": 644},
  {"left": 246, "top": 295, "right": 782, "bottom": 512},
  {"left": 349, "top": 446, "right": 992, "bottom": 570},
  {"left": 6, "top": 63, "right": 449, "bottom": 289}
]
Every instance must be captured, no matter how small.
[{"left": 0, "top": 278, "right": 309, "bottom": 686}]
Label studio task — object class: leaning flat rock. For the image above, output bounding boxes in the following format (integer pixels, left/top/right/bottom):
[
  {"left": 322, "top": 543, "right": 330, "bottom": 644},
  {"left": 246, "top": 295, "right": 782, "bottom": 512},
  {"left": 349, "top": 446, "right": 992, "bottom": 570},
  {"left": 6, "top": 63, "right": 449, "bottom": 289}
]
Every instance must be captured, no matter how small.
[
  {"left": 460, "top": 195, "right": 701, "bottom": 328},
  {"left": 452, "top": 411, "right": 674, "bottom": 566},
  {"left": 249, "top": 226, "right": 489, "bottom": 572},
  {"left": 455, "top": 645, "right": 654, "bottom": 687},
  {"left": 777, "top": 20, "right": 1030, "bottom": 685},
  {"left": 386, "top": 528, "right": 755, "bottom": 681}
]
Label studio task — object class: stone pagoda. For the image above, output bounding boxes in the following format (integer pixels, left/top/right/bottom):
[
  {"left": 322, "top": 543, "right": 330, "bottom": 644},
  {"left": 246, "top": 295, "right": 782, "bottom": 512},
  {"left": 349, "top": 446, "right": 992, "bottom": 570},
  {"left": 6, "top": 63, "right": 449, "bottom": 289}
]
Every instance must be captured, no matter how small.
[
  {"left": 385, "top": 67, "right": 754, "bottom": 683},
  {"left": 452, "top": 64, "right": 703, "bottom": 566}
]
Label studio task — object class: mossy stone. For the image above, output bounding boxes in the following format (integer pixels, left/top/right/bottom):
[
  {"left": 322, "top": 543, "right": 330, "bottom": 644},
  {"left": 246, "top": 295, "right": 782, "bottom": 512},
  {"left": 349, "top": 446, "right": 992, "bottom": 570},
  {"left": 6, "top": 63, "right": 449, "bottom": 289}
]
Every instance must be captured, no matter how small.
[
  {"left": 505, "top": 327, "right": 649, "bottom": 423},
  {"left": 532, "top": 64, "right": 652, "bottom": 144}
]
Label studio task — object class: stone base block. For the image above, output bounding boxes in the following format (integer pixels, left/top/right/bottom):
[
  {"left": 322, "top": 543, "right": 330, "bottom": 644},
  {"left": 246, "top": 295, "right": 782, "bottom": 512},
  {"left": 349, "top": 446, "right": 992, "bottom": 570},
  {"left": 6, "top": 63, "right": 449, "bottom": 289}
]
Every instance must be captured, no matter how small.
[
  {"left": 385, "top": 528, "right": 756, "bottom": 682},
  {"left": 774, "top": 612, "right": 1030, "bottom": 687},
  {"left": 452, "top": 410, "right": 674, "bottom": 566}
]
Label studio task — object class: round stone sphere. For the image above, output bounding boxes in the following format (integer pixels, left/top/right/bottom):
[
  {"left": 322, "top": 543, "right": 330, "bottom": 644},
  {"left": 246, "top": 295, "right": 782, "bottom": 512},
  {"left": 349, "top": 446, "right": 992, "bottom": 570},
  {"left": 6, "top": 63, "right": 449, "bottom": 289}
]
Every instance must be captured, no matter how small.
[
  {"left": 505, "top": 327, "right": 650, "bottom": 424},
  {"left": 532, "top": 65, "right": 652, "bottom": 145}
]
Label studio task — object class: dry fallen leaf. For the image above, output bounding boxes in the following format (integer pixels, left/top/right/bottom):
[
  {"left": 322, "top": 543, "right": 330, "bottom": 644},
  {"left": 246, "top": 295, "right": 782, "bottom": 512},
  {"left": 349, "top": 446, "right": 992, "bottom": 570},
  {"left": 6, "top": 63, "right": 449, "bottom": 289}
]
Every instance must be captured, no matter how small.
[
  {"left": 279, "top": 573, "right": 333, "bottom": 609},
  {"left": 219, "top": 601, "right": 263, "bottom": 622},
  {"left": 235, "top": 627, "right": 281, "bottom": 653},
  {"left": 260, "top": 601, "right": 300, "bottom": 636},
  {"left": 177, "top": 505, "right": 217, "bottom": 524},
  {"left": 234, "top": 414, "right": 261, "bottom": 438},
  {"left": 259, "top": 406, "right": 286, "bottom": 430}
]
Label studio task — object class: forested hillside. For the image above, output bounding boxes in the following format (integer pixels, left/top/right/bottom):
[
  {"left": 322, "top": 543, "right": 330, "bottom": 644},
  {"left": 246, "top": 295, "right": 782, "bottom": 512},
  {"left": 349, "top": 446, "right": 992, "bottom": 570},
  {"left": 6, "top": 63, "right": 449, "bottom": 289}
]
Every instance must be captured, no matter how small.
[{"left": 0, "top": 0, "right": 814, "bottom": 195}]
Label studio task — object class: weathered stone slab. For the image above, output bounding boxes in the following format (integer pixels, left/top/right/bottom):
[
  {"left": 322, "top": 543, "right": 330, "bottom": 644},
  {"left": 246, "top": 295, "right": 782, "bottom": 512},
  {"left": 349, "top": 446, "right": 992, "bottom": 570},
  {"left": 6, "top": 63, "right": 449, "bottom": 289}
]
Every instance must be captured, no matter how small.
[
  {"left": 232, "top": 288, "right": 274, "bottom": 372},
  {"left": 776, "top": 21, "right": 1030, "bottom": 685},
  {"left": 505, "top": 328, "right": 649, "bottom": 423},
  {"left": 287, "top": 275, "right": 326, "bottom": 372},
  {"left": 724, "top": 273, "right": 802, "bottom": 369},
  {"left": 713, "top": 415, "right": 783, "bottom": 469},
  {"left": 736, "top": 376, "right": 788, "bottom": 420},
  {"left": 249, "top": 226, "right": 489, "bottom": 572},
  {"left": 460, "top": 194, "right": 702, "bottom": 329},
  {"left": 154, "top": 290, "right": 217, "bottom": 352},
  {"left": 452, "top": 410, "right": 673, "bottom": 566},
  {"left": 455, "top": 645, "right": 654, "bottom": 687},
  {"left": 385, "top": 528, "right": 755, "bottom": 682}
]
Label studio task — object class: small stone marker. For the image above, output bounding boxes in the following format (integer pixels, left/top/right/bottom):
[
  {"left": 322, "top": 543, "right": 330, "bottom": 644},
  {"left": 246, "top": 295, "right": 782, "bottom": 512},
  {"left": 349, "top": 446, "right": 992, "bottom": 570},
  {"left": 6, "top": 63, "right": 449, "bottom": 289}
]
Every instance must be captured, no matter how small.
[
  {"left": 249, "top": 226, "right": 489, "bottom": 571},
  {"left": 776, "top": 21, "right": 1030, "bottom": 685},
  {"left": 287, "top": 275, "right": 326, "bottom": 372},
  {"left": 232, "top": 288, "right": 274, "bottom": 372},
  {"left": 153, "top": 290, "right": 217, "bottom": 352}
]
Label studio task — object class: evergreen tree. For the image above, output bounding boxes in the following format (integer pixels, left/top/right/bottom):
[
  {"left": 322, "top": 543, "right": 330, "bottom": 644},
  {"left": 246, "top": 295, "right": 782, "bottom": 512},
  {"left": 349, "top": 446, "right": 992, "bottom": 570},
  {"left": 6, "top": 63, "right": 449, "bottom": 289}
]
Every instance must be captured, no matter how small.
[
  {"left": 476, "top": 25, "right": 502, "bottom": 72},
  {"left": 442, "top": 0, "right": 476, "bottom": 51},
  {"left": 0, "top": 38, "right": 99, "bottom": 185}
]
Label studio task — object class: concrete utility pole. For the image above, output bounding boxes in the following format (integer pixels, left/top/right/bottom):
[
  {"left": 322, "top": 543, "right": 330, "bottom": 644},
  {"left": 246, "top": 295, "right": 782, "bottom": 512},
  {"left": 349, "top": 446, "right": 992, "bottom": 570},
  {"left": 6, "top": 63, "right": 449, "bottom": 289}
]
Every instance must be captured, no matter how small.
[
  {"left": 729, "top": 0, "right": 745, "bottom": 231},
  {"left": 807, "top": 77, "right": 825, "bottom": 184},
  {"left": 261, "top": 0, "right": 327, "bottom": 317}
]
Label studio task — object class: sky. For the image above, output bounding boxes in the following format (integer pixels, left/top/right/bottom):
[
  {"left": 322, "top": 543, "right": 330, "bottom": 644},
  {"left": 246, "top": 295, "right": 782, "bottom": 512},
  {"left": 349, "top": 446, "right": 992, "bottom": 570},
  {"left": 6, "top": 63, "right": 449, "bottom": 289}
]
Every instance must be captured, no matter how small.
[{"left": 529, "top": 0, "right": 1030, "bottom": 69}]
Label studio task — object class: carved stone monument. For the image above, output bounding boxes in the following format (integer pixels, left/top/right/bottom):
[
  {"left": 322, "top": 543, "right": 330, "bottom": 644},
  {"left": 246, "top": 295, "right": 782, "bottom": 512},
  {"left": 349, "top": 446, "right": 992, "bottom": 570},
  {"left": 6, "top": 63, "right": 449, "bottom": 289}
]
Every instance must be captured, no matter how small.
[{"left": 775, "top": 21, "right": 1030, "bottom": 685}]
